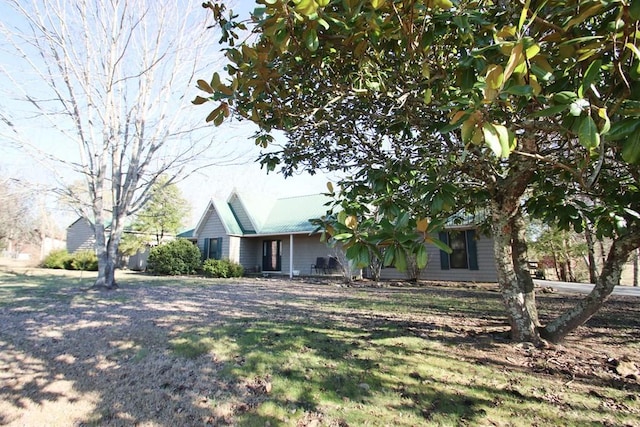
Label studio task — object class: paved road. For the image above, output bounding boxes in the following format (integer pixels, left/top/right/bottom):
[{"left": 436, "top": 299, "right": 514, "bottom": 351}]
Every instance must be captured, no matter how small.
[{"left": 534, "top": 279, "right": 640, "bottom": 297}]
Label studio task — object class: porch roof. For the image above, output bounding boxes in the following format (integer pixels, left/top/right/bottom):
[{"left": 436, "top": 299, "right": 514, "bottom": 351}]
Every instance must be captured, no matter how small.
[{"left": 258, "top": 194, "right": 330, "bottom": 235}]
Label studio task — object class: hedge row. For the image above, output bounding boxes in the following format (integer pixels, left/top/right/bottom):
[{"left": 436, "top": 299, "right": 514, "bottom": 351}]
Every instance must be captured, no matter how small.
[
  {"left": 147, "top": 239, "right": 244, "bottom": 278},
  {"left": 41, "top": 249, "right": 99, "bottom": 271},
  {"left": 42, "top": 239, "right": 245, "bottom": 278}
]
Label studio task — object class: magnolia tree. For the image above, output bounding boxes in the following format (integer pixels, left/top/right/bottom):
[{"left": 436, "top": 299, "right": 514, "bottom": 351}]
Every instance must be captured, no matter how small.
[
  {"left": 198, "top": 0, "right": 640, "bottom": 343},
  {"left": 0, "top": 0, "right": 238, "bottom": 289}
]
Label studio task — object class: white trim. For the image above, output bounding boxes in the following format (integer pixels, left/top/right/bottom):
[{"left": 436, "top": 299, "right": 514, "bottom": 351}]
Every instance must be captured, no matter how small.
[
  {"left": 243, "top": 231, "right": 318, "bottom": 238},
  {"left": 193, "top": 199, "right": 238, "bottom": 238},
  {"left": 192, "top": 199, "right": 215, "bottom": 238},
  {"left": 289, "top": 234, "right": 294, "bottom": 279}
]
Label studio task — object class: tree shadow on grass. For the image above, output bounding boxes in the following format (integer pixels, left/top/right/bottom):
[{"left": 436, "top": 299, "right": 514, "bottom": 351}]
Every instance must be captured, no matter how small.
[{"left": 0, "top": 271, "right": 638, "bottom": 426}]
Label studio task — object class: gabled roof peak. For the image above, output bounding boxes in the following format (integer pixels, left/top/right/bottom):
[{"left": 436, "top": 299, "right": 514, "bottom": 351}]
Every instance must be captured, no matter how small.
[{"left": 194, "top": 191, "right": 332, "bottom": 238}]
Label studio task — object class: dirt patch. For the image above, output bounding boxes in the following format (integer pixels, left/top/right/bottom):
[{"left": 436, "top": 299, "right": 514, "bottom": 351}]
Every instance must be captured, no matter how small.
[{"left": 1, "top": 266, "right": 639, "bottom": 426}]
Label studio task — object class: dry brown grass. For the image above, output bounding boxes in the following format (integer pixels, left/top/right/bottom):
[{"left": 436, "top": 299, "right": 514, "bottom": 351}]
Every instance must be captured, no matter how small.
[{"left": 1, "top": 260, "right": 638, "bottom": 426}]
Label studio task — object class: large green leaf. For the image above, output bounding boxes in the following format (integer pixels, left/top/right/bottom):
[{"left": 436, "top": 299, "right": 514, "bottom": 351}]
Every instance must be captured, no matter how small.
[
  {"left": 579, "top": 59, "right": 602, "bottom": 98},
  {"left": 430, "top": 236, "right": 452, "bottom": 254},
  {"left": 482, "top": 123, "right": 513, "bottom": 158},
  {"left": 415, "top": 245, "right": 428, "bottom": 269},
  {"left": 482, "top": 123, "right": 502, "bottom": 157},
  {"left": 622, "top": 132, "right": 640, "bottom": 164},
  {"left": 577, "top": 116, "right": 600, "bottom": 149},
  {"left": 607, "top": 118, "right": 640, "bottom": 141},
  {"left": 529, "top": 104, "right": 567, "bottom": 118},
  {"left": 304, "top": 28, "right": 319, "bottom": 52},
  {"left": 383, "top": 246, "right": 395, "bottom": 267},
  {"left": 332, "top": 229, "right": 354, "bottom": 240},
  {"left": 553, "top": 91, "right": 578, "bottom": 104},
  {"left": 630, "top": 0, "right": 640, "bottom": 21},
  {"left": 394, "top": 247, "right": 407, "bottom": 272},
  {"left": 295, "top": 0, "right": 319, "bottom": 16}
]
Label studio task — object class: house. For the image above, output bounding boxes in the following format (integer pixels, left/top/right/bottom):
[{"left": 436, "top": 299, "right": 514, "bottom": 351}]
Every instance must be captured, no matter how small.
[
  {"left": 379, "top": 212, "right": 498, "bottom": 282},
  {"left": 66, "top": 217, "right": 96, "bottom": 254},
  {"left": 193, "top": 192, "right": 333, "bottom": 278},
  {"left": 193, "top": 191, "right": 498, "bottom": 282},
  {"left": 65, "top": 218, "right": 190, "bottom": 271}
]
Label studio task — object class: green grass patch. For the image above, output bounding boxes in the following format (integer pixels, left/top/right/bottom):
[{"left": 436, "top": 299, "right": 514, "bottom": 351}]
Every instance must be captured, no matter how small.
[
  {"left": 0, "top": 271, "right": 83, "bottom": 308},
  {"left": 3, "top": 268, "right": 637, "bottom": 426},
  {"left": 171, "top": 312, "right": 637, "bottom": 427},
  {"left": 0, "top": 269, "right": 133, "bottom": 310},
  {"left": 169, "top": 334, "right": 219, "bottom": 359}
]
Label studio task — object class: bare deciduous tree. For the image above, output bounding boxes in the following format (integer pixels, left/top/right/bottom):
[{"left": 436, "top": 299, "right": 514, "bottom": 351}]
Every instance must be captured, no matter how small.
[
  {"left": 0, "top": 0, "right": 238, "bottom": 289},
  {"left": 0, "top": 176, "right": 33, "bottom": 253}
]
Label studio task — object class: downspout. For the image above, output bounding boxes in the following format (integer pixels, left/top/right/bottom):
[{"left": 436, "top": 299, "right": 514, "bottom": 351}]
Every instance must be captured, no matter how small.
[{"left": 289, "top": 234, "right": 294, "bottom": 279}]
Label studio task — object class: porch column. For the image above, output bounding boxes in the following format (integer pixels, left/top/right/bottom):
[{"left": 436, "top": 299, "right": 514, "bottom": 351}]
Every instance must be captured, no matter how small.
[{"left": 289, "top": 234, "right": 294, "bottom": 279}]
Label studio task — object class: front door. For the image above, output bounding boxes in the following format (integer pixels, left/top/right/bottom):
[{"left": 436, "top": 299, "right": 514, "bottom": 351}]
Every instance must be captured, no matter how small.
[{"left": 262, "top": 240, "right": 282, "bottom": 271}]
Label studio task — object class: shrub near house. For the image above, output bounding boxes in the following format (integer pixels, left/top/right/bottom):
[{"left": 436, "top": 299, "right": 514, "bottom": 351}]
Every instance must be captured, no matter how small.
[
  {"left": 41, "top": 249, "right": 98, "bottom": 271},
  {"left": 202, "top": 258, "right": 243, "bottom": 278},
  {"left": 146, "top": 238, "right": 201, "bottom": 275}
]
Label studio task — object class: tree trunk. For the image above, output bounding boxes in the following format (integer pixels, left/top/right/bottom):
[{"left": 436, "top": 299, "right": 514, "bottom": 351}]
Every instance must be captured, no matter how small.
[
  {"left": 584, "top": 224, "right": 598, "bottom": 283},
  {"left": 568, "top": 259, "right": 575, "bottom": 282},
  {"left": 510, "top": 209, "right": 540, "bottom": 327},
  {"left": 491, "top": 201, "right": 541, "bottom": 344},
  {"left": 541, "top": 229, "right": 640, "bottom": 343},
  {"left": 560, "top": 237, "right": 576, "bottom": 282},
  {"left": 92, "top": 221, "right": 124, "bottom": 290},
  {"left": 552, "top": 250, "right": 561, "bottom": 281},
  {"left": 94, "top": 250, "right": 118, "bottom": 290},
  {"left": 559, "top": 261, "right": 567, "bottom": 282},
  {"left": 633, "top": 248, "right": 638, "bottom": 287}
]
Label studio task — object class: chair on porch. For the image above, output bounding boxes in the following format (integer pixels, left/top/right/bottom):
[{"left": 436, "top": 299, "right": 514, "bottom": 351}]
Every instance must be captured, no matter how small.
[
  {"left": 327, "top": 256, "right": 339, "bottom": 273},
  {"left": 311, "top": 257, "right": 327, "bottom": 275}
]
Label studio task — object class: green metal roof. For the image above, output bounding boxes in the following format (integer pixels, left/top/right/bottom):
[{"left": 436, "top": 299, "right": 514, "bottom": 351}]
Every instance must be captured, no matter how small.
[
  {"left": 196, "top": 192, "right": 484, "bottom": 239},
  {"left": 212, "top": 199, "right": 244, "bottom": 235},
  {"left": 194, "top": 192, "right": 332, "bottom": 238},
  {"left": 176, "top": 228, "right": 195, "bottom": 238},
  {"left": 258, "top": 194, "right": 331, "bottom": 235}
]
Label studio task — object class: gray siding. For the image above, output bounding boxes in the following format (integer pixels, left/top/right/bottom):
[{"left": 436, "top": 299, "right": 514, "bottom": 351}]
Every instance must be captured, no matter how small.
[
  {"left": 232, "top": 234, "right": 331, "bottom": 275},
  {"left": 380, "top": 232, "right": 498, "bottom": 282},
  {"left": 197, "top": 208, "right": 232, "bottom": 259},
  {"left": 239, "top": 238, "right": 261, "bottom": 272},
  {"left": 127, "top": 247, "right": 149, "bottom": 271},
  {"left": 286, "top": 234, "right": 334, "bottom": 275},
  {"left": 66, "top": 219, "right": 95, "bottom": 254}
]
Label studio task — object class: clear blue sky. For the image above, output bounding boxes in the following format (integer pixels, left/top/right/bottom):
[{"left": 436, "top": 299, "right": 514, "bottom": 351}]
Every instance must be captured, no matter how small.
[
  {"left": 0, "top": 0, "right": 334, "bottom": 230},
  {"left": 178, "top": 0, "right": 335, "bottom": 227}
]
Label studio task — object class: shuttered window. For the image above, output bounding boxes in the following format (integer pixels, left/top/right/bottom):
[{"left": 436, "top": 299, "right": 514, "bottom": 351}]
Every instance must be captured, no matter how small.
[
  {"left": 203, "top": 237, "right": 222, "bottom": 260},
  {"left": 439, "top": 229, "right": 478, "bottom": 270}
]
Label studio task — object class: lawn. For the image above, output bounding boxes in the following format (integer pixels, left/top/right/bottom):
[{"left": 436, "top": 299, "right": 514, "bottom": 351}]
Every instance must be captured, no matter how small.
[{"left": 0, "top": 264, "right": 638, "bottom": 426}]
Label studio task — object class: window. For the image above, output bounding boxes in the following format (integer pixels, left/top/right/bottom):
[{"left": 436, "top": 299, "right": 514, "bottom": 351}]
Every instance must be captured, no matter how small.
[
  {"left": 449, "top": 232, "right": 468, "bottom": 269},
  {"left": 439, "top": 230, "right": 478, "bottom": 270},
  {"left": 204, "top": 237, "right": 222, "bottom": 260}
]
